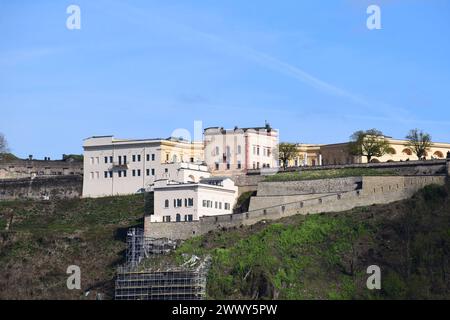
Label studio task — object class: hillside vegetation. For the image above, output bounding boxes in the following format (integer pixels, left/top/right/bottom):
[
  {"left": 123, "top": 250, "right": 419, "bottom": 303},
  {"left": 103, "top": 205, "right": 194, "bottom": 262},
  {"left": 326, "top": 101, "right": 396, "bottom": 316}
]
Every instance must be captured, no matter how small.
[
  {"left": 0, "top": 195, "right": 145, "bottom": 299},
  {"left": 175, "top": 182, "right": 450, "bottom": 299},
  {"left": 264, "top": 168, "right": 398, "bottom": 182},
  {"left": 1, "top": 181, "right": 449, "bottom": 299}
]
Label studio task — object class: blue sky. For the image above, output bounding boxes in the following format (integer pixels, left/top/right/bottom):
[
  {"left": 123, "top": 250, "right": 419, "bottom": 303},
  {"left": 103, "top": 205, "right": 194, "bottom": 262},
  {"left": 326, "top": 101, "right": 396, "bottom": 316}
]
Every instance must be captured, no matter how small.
[{"left": 1, "top": 0, "right": 449, "bottom": 159}]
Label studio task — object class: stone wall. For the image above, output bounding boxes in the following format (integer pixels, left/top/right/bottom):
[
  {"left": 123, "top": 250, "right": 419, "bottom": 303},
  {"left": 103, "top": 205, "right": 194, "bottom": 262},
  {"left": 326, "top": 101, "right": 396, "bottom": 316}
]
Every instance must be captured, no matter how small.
[
  {"left": 0, "top": 175, "right": 82, "bottom": 200},
  {"left": 0, "top": 159, "right": 83, "bottom": 180},
  {"left": 255, "top": 177, "right": 361, "bottom": 197},
  {"left": 144, "top": 175, "right": 446, "bottom": 240}
]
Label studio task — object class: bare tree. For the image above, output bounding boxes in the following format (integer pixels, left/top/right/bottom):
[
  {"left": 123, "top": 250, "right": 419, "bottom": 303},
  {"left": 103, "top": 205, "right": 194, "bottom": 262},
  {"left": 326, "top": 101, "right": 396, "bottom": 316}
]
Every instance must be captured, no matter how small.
[
  {"left": 405, "top": 129, "right": 432, "bottom": 160},
  {"left": 349, "top": 129, "right": 390, "bottom": 163},
  {"left": 0, "top": 132, "right": 8, "bottom": 154}
]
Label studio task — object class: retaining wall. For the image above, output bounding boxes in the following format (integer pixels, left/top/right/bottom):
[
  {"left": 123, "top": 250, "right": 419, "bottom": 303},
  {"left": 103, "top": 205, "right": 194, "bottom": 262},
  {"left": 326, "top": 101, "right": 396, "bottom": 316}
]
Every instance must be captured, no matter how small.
[
  {"left": 144, "top": 175, "right": 446, "bottom": 239},
  {"left": 0, "top": 175, "right": 82, "bottom": 200}
]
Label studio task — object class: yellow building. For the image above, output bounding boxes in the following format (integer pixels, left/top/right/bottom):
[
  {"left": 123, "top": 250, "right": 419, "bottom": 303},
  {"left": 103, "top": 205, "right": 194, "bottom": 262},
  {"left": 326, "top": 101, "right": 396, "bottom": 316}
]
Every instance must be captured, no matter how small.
[{"left": 286, "top": 137, "right": 450, "bottom": 167}]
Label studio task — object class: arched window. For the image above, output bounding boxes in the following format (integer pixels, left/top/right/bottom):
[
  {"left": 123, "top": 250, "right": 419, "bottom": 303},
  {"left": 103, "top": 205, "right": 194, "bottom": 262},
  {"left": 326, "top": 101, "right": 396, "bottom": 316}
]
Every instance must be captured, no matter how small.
[
  {"left": 402, "top": 148, "right": 412, "bottom": 156},
  {"left": 433, "top": 151, "right": 444, "bottom": 158},
  {"left": 176, "top": 214, "right": 181, "bottom": 222},
  {"left": 164, "top": 200, "right": 169, "bottom": 208}
]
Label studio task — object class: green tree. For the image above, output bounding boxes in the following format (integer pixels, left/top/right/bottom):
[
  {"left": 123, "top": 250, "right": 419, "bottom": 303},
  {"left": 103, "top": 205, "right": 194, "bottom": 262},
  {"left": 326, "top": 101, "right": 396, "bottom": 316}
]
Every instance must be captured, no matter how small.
[
  {"left": 405, "top": 129, "right": 432, "bottom": 160},
  {"left": 278, "top": 143, "right": 299, "bottom": 169},
  {"left": 349, "top": 129, "right": 390, "bottom": 163}
]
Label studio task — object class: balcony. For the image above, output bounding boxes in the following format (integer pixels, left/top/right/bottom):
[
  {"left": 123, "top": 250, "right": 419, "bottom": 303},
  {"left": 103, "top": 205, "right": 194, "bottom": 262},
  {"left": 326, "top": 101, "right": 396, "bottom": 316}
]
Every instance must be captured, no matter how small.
[{"left": 110, "top": 162, "right": 129, "bottom": 170}]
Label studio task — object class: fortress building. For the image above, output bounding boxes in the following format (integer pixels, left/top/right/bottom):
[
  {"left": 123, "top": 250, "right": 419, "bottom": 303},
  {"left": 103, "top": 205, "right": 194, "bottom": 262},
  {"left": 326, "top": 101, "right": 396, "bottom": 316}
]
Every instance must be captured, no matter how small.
[
  {"left": 148, "top": 177, "right": 238, "bottom": 223},
  {"left": 286, "top": 137, "right": 450, "bottom": 167},
  {"left": 204, "top": 123, "right": 279, "bottom": 175},
  {"left": 82, "top": 135, "right": 205, "bottom": 198}
]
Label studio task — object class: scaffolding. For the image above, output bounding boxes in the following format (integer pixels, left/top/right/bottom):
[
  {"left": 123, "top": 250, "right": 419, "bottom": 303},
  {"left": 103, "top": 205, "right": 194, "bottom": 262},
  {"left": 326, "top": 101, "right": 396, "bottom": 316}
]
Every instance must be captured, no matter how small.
[{"left": 115, "top": 228, "right": 211, "bottom": 300}]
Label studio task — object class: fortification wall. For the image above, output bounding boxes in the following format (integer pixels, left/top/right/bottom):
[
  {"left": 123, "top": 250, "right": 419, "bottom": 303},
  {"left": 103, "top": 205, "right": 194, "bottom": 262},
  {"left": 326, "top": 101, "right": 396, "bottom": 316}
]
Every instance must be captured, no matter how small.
[
  {"left": 255, "top": 177, "right": 361, "bottom": 197},
  {"left": 0, "top": 175, "right": 82, "bottom": 200},
  {"left": 144, "top": 175, "right": 446, "bottom": 240},
  {"left": 0, "top": 159, "right": 83, "bottom": 180}
]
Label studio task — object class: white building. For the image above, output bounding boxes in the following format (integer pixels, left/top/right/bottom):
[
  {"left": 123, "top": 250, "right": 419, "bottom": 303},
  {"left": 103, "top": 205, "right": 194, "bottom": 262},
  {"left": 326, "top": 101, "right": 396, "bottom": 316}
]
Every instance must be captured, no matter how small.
[
  {"left": 82, "top": 135, "right": 205, "bottom": 198},
  {"left": 204, "top": 123, "right": 279, "bottom": 175},
  {"left": 149, "top": 177, "right": 238, "bottom": 222}
]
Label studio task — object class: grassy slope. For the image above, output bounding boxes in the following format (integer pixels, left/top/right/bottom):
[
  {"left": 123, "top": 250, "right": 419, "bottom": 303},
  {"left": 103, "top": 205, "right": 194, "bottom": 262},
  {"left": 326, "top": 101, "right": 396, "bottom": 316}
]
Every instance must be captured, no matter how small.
[
  {"left": 264, "top": 168, "right": 398, "bottom": 182},
  {"left": 175, "top": 183, "right": 450, "bottom": 299},
  {"left": 0, "top": 195, "right": 144, "bottom": 299},
  {"left": 1, "top": 183, "right": 449, "bottom": 300}
]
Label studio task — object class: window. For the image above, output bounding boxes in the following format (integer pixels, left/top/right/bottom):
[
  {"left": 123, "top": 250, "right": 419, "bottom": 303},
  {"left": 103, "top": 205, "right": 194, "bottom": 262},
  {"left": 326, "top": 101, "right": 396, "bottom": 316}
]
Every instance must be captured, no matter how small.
[
  {"left": 257, "top": 147, "right": 260, "bottom": 156},
  {"left": 166, "top": 154, "right": 169, "bottom": 161},
  {"left": 225, "top": 203, "right": 230, "bottom": 210},
  {"left": 132, "top": 155, "right": 136, "bottom": 162},
  {"left": 226, "top": 163, "right": 230, "bottom": 170},
  {"left": 137, "top": 169, "right": 141, "bottom": 176},
  {"left": 109, "top": 171, "right": 113, "bottom": 178},
  {"left": 132, "top": 170, "right": 136, "bottom": 177},
  {"left": 184, "top": 198, "right": 187, "bottom": 207},
  {"left": 163, "top": 216, "right": 171, "bottom": 222},
  {"left": 187, "top": 214, "right": 193, "bottom": 222},
  {"left": 90, "top": 157, "right": 94, "bottom": 165},
  {"left": 202, "top": 200, "right": 207, "bottom": 207},
  {"left": 151, "top": 169, "right": 155, "bottom": 176},
  {"left": 165, "top": 168, "right": 168, "bottom": 173},
  {"left": 177, "top": 199, "right": 182, "bottom": 207},
  {"left": 237, "top": 161, "right": 241, "bottom": 169},
  {"left": 215, "top": 201, "right": 218, "bottom": 209},
  {"left": 104, "top": 171, "right": 108, "bottom": 178},
  {"left": 257, "top": 162, "right": 260, "bottom": 169},
  {"left": 118, "top": 156, "right": 122, "bottom": 165},
  {"left": 165, "top": 200, "right": 169, "bottom": 208},
  {"left": 104, "top": 156, "right": 108, "bottom": 164},
  {"left": 137, "top": 155, "right": 141, "bottom": 162},
  {"left": 152, "top": 154, "right": 155, "bottom": 161},
  {"left": 188, "top": 198, "right": 193, "bottom": 207},
  {"left": 123, "top": 155, "right": 127, "bottom": 164},
  {"left": 123, "top": 170, "right": 127, "bottom": 177},
  {"left": 253, "top": 162, "right": 256, "bottom": 169},
  {"left": 146, "top": 154, "right": 150, "bottom": 161},
  {"left": 109, "top": 156, "right": 113, "bottom": 163},
  {"left": 176, "top": 214, "right": 181, "bottom": 222},
  {"left": 118, "top": 171, "right": 122, "bottom": 178},
  {"left": 146, "top": 169, "right": 150, "bottom": 176},
  {"left": 219, "top": 202, "right": 222, "bottom": 209},
  {"left": 215, "top": 162, "right": 219, "bottom": 170},
  {"left": 190, "top": 157, "right": 194, "bottom": 162}
]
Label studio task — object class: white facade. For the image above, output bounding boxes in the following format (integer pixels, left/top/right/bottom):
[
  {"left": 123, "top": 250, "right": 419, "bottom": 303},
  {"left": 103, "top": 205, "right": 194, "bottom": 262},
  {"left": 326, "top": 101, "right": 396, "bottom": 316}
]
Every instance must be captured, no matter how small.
[
  {"left": 150, "top": 177, "right": 238, "bottom": 222},
  {"left": 204, "top": 124, "right": 279, "bottom": 175},
  {"left": 82, "top": 136, "right": 205, "bottom": 198}
]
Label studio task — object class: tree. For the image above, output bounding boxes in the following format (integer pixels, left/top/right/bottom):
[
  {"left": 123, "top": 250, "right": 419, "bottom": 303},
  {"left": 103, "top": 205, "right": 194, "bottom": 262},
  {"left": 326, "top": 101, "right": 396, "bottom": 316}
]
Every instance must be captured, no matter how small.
[
  {"left": 405, "top": 129, "right": 431, "bottom": 160},
  {"left": 349, "top": 129, "right": 390, "bottom": 163},
  {"left": 278, "top": 143, "right": 299, "bottom": 169},
  {"left": 0, "top": 132, "right": 8, "bottom": 154}
]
